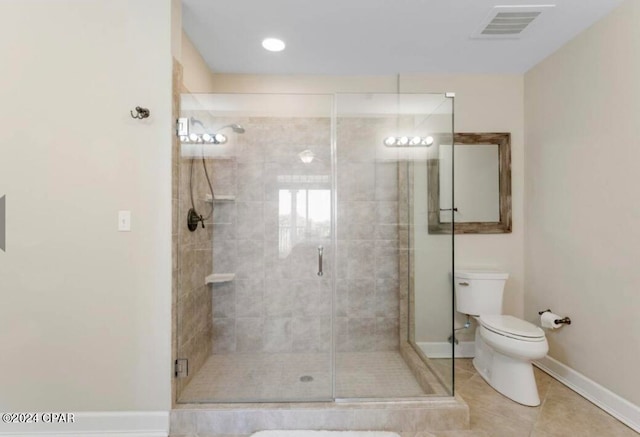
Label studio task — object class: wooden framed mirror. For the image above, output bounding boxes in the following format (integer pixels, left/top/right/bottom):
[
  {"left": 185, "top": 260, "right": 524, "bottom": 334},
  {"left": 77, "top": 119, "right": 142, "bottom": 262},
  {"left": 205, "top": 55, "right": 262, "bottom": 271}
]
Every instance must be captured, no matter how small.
[{"left": 428, "top": 132, "right": 512, "bottom": 234}]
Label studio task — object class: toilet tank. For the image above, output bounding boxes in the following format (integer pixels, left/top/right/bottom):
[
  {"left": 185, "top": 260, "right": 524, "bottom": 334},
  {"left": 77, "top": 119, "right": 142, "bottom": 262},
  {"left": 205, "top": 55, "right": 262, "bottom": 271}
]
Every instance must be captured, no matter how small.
[{"left": 454, "top": 270, "right": 509, "bottom": 316}]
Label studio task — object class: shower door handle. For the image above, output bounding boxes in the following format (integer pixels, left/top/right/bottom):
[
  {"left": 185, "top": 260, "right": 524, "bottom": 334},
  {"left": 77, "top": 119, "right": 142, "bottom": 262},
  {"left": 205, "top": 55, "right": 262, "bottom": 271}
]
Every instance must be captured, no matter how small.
[{"left": 317, "top": 246, "right": 323, "bottom": 277}]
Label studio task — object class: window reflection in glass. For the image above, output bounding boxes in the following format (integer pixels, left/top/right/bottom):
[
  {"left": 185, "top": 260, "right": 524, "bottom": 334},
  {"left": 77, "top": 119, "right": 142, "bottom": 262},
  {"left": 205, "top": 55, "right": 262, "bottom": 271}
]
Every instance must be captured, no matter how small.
[{"left": 278, "top": 188, "right": 330, "bottom": 257}]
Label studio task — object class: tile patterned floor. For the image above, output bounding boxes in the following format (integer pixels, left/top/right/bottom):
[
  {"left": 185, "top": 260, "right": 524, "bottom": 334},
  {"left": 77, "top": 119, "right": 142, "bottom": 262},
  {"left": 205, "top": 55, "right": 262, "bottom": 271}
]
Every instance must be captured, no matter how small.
[
  {"left": 421, "top": 358, "right": 639, "bottom": 437},
  {"left": 178, "top": 351, "right": 430, "bottom": 403},
  {"left": 174, "top": 358, "right": 638, "bottom": 436}
]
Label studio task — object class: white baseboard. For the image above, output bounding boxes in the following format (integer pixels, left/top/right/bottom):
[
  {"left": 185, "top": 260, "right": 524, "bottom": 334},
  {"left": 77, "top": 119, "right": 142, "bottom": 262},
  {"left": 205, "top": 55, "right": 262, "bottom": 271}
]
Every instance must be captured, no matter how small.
[
  {"left": 418, "top": 341, "right": 475, "bottom": 358},
  {"left": 534, "top": 356, "right": 640, "bottom": 433},
  {"left": 0, "top": 411, "right": 168, "bottom": 437}
]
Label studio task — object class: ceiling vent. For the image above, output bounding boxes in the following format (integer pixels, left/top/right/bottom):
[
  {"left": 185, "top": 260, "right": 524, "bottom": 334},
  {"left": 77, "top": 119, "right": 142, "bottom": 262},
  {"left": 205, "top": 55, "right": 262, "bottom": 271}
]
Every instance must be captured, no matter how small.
[{"left": 471, "top": 5, "right": 556, "bottom": 39}]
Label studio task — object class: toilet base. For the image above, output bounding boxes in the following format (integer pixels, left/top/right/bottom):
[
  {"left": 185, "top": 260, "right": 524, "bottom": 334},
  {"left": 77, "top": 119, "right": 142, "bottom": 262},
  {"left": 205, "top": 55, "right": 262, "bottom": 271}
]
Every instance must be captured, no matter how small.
[{"left": 473, "top": 330, "right": 541, "bottom": 406}]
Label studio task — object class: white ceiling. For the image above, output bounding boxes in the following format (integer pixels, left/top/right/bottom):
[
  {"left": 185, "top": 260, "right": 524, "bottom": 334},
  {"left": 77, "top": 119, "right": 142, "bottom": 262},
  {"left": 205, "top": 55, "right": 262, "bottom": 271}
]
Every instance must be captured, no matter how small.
[{"left": 182, "top": 0, "right": 622, "bottom": 75}]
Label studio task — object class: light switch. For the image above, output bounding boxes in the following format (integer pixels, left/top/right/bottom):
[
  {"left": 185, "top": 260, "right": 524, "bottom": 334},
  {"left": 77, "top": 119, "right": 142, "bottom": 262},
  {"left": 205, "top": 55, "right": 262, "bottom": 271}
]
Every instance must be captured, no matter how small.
[{"left": 118, "top": 210, "right": 131, "bottom": 232}]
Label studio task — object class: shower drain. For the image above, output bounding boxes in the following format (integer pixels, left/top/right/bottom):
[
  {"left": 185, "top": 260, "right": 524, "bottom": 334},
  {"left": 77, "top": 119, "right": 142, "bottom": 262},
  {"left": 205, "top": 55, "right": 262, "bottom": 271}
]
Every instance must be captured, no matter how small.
[{"left": 299, "top": 375, "right": 314, "bottom": 382}]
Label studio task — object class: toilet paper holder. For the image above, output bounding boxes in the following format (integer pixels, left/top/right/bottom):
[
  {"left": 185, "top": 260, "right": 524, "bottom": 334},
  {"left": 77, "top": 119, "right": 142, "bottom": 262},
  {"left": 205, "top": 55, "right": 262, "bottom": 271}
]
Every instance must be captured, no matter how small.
[{"left": 538, "top": 309, "right": 572, "bottom": 325}]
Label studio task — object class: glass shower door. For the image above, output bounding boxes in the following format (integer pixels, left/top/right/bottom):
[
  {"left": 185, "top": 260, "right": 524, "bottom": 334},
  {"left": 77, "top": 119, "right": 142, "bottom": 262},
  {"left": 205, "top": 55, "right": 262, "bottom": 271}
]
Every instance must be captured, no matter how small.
[{"left": 175, "top": 93, "right": 335, "bottom": 403}]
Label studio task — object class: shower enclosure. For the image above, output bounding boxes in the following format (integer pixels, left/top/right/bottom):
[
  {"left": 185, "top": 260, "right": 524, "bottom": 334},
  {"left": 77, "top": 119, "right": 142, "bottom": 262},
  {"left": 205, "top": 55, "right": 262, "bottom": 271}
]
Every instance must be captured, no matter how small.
[{"left": 174, "top": 92, "right": 455, "bottom": 404}]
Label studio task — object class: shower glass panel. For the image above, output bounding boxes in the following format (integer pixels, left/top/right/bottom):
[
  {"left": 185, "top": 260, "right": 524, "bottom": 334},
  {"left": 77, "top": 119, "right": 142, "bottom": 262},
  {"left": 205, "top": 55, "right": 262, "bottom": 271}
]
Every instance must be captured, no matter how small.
[
  {"left": 176, "top": 94, "right": 335, "bottom": 403},
  {"left": 174, "top": 92, "right": 455, "bottom": 404},
  {"left": 334, "top": 93, "right": 454, "bottom": 398}
]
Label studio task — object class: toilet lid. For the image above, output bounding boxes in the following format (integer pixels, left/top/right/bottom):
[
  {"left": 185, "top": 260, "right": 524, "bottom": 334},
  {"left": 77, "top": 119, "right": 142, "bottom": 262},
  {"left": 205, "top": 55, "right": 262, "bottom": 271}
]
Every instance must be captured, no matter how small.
[{"left": 479, "top": 315, "right": 545, "bottom": 339}]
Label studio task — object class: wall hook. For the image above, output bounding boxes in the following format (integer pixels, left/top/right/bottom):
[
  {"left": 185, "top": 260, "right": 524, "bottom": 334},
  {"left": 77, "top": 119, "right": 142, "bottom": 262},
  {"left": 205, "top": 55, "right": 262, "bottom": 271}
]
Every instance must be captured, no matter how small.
[{"left": 130, "top": 106, "right": 150, "bottom": 119}]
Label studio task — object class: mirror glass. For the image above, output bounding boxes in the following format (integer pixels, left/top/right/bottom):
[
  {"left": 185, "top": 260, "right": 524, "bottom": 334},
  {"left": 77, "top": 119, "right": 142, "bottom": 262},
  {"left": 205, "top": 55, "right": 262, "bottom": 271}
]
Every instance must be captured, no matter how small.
[{"left": 439, "top": 143, "right": 500, "bottom": 223}]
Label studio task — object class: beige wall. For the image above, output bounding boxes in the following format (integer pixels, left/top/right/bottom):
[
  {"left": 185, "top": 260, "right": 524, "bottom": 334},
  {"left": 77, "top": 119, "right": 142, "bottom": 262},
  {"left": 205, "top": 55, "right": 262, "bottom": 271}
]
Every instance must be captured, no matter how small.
[
  {"left": 182, "top": 31, "right": 218, "bottom": 92},
  {"left": 524, "top": 0, "right": 640, "bottom": 405},
  {"left": 0, "top": 0, "right": 172, "bottom": 411},
  {"left": 171, "top": 0, "right": 182, "bottom": 60},
  {"left": 179, "top": 70, "right": 525, "bottom": 345}
]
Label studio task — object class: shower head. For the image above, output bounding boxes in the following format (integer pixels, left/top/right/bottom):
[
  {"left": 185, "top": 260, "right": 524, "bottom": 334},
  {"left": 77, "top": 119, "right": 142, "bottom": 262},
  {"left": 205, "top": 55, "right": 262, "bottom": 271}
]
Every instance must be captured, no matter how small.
[
  {"left": 219, "top": 123, "right": 245, "bottom": 134},
  {"left": 189, "top": 117, "right": 206, "bottom": 128},
  {"left": 188, "top": 118, "right": 245, "bottom": 134}
]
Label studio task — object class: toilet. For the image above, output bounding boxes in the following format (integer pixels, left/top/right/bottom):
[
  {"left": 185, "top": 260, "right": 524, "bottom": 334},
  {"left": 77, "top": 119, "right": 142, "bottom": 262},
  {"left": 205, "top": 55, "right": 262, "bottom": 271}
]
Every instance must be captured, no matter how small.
[{"left": 454, "top": 270, "right": 548, "bottom": 406}]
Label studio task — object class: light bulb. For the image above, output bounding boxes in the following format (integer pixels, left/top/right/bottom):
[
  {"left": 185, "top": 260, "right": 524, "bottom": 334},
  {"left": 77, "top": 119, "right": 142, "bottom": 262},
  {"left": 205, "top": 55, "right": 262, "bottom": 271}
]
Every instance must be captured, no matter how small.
[
  {"left": 384, "top": 137, "right": 397, "bottom": 146},
  {"left": 214, "top": 133, "right": 227, "bottom": 144},
  {"left": 188, "top": 133, "right": 199, "bottom": 142},
  {"left": 180, "top": 135, "right": 190, "bottom": 143},
  {"left": 202, "top": 133, "right": 213, "bottom": 143},
  {"left": 423, "top": 136, "right": 434, "bottom": 146},
  {"left": 410, "top": 136, "right": 421, "bottom": 146},
  {"left": 398, "top": 136, "right": 409, "bottom": 146}
]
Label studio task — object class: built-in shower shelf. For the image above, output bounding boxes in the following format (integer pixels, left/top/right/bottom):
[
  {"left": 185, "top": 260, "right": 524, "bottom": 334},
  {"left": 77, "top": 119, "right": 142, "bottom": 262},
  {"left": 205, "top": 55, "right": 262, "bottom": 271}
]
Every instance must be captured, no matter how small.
[
  {"left": 204, "top": 194, "right": 236, "bottom": 203},
  {"left": 205, "top": 273, "right": 235, "bottom": 284}
]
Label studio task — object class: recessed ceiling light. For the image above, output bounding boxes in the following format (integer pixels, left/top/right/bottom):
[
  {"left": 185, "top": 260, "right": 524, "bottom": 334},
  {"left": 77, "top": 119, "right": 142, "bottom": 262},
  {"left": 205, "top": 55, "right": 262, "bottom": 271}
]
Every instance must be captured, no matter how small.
[{"left": 262, "top": 38, "right": 286, "bottom": 52}]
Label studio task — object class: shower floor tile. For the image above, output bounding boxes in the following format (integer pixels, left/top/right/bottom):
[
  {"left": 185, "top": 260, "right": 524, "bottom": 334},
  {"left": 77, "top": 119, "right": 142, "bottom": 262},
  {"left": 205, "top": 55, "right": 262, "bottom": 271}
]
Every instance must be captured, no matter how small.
[
  {"left": 336, "top": 352, "right": 430, "bottom": 398},
  {"left": 178, "top": 351, "right": 432, "bottom": 403}
]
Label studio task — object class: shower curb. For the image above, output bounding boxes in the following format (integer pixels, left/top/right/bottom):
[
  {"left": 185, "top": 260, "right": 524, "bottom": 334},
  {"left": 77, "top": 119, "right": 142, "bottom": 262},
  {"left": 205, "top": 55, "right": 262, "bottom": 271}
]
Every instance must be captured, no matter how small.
[{"left": 170, "top": 396, "right": 469, "bottom": 435}]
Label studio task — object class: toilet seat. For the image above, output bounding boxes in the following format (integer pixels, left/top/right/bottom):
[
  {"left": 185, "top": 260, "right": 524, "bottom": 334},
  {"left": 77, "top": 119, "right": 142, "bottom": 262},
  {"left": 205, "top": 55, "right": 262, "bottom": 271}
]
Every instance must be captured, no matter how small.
[{"left": 478, "top": 315, "right": 545, "bottom": 342}]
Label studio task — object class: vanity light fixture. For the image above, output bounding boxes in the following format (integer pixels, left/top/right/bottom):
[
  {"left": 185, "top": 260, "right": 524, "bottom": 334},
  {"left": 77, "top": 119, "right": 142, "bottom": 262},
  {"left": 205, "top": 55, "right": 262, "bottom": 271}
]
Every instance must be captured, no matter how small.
[
  {"left": 180, "top": 133, "right": 227, "bottom": 144},
  {"left": 262, "top": 38, "right": 286, "bottom": 52},
  {"left": 383, "top": 136, "right": 435, "bottom": 147},
  {"left": 177, "top": 118, "right": 241, "bottom": 144}
]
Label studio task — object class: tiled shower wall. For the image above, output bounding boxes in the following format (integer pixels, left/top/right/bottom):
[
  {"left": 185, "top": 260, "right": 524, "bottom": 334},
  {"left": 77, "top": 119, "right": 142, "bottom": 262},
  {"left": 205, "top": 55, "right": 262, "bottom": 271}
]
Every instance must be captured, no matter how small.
[
  {"left": 209, "top": 117, "right": 333, "bottom": 354},
  {"left": 335, "top": 118, "right": 401, "bottom": 352},
  {"left": 171, "top": 59, "right": 180, "bottom": 402},
  {"left": 206, "top": 116, "right": 401, "bottom": 354},
  {"left": 175, "top": 129, "right": 214, "bottom": 395}
]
